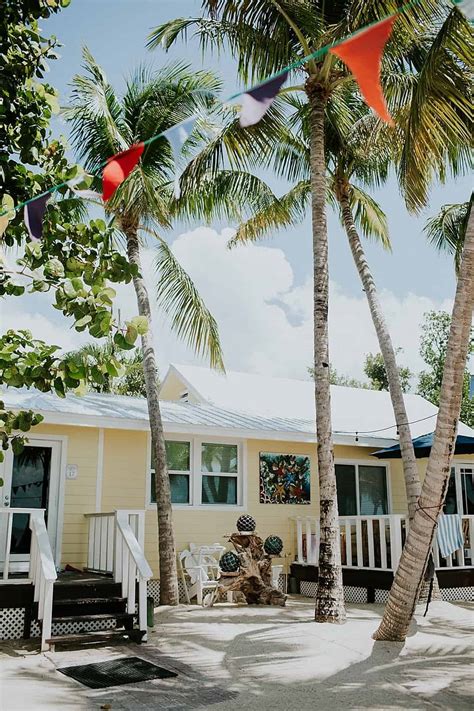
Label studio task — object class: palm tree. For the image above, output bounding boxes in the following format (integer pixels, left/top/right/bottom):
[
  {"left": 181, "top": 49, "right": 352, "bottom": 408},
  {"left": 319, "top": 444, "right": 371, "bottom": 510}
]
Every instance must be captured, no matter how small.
[
  {"left": 150, "top": 0, "right": 471, "bottom": 623},
  {"left": 374, "top": 205, "right": 474, "bottom": 641},
  {"left": 151, "top": 0, "right": 471, "bottom": 621},
  {"left": 424, "top": 198, "right": 472, "bottom": 273},
  {"left": 64, "top": 52, "right": 229, "bottom": 604},
  {"left": 229, "top": 92, "right": 425, "bottom": 522},
  {"left": 67, "top": 338, "right": 149, "bottom": 397}
]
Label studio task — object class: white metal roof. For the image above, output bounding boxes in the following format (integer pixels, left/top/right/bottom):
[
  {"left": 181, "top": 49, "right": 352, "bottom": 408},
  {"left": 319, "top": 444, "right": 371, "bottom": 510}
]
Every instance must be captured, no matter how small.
[
  {"left": 3, "top": 364, "right": 473, "bottom": 445},
  {"left": 161, "top": 364, "right": 474, "bottom": 440}
]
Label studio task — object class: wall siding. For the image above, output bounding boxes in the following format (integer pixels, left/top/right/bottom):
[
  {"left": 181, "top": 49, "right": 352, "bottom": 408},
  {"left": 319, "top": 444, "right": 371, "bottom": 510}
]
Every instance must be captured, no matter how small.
[{"left": 21, "top": 423, "right": 474, "bottom": 580}]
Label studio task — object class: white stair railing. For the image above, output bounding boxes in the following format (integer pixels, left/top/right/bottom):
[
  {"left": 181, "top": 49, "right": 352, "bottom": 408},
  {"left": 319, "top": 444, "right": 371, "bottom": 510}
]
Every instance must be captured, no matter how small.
[
  {"left": 85, "top": 509, "right": 152, "bottom": 639},
  {"left": 115, "top": 510, "right": 152, "bottom": 640},
  {"left": 29, "top": 512, "right": 57, "bottom": 651}
]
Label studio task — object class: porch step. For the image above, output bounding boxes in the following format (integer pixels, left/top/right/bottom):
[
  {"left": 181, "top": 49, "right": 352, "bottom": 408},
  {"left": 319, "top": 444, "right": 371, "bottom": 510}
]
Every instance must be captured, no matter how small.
[
  {"left": 46, "top": 629, "right": 145, "bottom": 647},
  {"left": 52, "top": 613, "right": 134, "bottom": 625},
  {"left": 52, "top": 597, "right": 127, "bottom": 617},
  {"left": 53, "top": 581, "right": 123, "bottom": 601}
]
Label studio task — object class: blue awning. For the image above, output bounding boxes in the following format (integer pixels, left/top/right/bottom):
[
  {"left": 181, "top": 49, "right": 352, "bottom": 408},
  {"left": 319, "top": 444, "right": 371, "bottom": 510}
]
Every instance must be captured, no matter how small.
[{"left": 371, "top": 432, "right": 474, "bottom": 459}]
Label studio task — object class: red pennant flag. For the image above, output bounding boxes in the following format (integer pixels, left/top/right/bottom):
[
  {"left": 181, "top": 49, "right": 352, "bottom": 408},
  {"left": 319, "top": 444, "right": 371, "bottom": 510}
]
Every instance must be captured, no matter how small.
[
  {"left": 102, "top": 143, "right": 144, "bottom": 201},
  {"left": 330, "top": 16, "right": 396, "bottom": 124}
]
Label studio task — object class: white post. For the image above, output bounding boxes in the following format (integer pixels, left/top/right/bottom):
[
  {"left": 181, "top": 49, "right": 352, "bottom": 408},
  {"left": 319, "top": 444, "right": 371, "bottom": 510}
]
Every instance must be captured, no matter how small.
[
  {"left": 355, "top": 518, "right": 363, "bottom": 567},
  {"left": 367, "top": 518, "right": 375, "bottom": 569},
  {"left": 296, "top": 519, "right": 303, "bottom": 563},
  {"left": 139, "top": 577, "right": 148, "bottom": 641},
  {"left": 305, "top": 518, "right": 312, "bottom": 565},
  {"left": 389, "top": 515, "right": 403, "bottom": 570},
  {"left": 41, "top": 582, "right": 53, "bottom": 652},
  {"left": 344, "top": 520, "right": 352, "bottom": 566},
  {"left": 379, "top": 518, "right": 387, "bottom": 570},
  {"left": 3, "top": 511, "right": 13, "bottom": 581}
]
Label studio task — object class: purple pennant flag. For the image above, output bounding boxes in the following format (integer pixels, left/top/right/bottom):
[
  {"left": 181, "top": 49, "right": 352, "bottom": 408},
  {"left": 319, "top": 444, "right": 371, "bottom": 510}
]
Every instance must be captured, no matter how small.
[
  {"left": 239, "top": 72, "right": 288, "bottom": 128},
  {"left": 163, "top": 116, "right": 198, "bottom": 198},
  {"left": 24, "top": 194, "right": 50, "bottom": 241}
]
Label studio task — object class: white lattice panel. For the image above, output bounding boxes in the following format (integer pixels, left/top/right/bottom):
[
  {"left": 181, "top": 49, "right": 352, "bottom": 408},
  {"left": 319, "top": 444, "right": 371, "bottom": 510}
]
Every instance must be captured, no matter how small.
[
  {"left": 441, "top": 586, "right": 474, "bottom": 602},
  {"left": 0, "top": 608, "right": 25, "bottom": 640},
  {"left": 343, "top": 586, "right": 367, "bottom": 603},
  {"left": 375, "top": 589, "right": 389, "bottom": 603}
]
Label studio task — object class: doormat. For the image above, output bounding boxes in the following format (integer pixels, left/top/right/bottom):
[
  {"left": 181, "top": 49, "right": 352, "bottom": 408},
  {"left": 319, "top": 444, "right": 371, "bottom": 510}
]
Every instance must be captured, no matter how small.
[{"left": 58, "top": 656, "right": 178, "bottom": 688}]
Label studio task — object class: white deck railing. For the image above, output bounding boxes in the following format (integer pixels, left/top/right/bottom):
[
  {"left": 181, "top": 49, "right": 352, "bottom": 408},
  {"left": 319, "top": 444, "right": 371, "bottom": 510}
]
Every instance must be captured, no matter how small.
[
  {"left": 85, "top": 510, "right": 152, "bottom": 639},
  {"left": 0, "top": 509, "right": 57, "bottom": 651},
  {"left": 294, "top": 514, "right": 474, "bottom": 571}
]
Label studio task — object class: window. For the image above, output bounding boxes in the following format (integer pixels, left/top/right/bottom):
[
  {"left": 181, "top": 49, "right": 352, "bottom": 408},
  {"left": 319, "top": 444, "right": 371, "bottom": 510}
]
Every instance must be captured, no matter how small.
[
  {"left": 150, "top": 440, "right": 191, "bottom": 505},
  {"left": 335, "top": 463, "right": 389, "bottom": 515},
  {"left": 444, "top": 465, "right": 474, "bottom": 515},
  {"left": 201, "top": 443, "right": 238, "bottom": 505},
  {"left": 149, "top": 438, "right": 242, "bottom": 507}
]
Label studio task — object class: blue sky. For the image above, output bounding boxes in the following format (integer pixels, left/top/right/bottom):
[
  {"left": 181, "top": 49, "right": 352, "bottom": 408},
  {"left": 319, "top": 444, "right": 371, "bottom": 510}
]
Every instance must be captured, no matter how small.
[{"left": 10, "top": 0, "right": 469, "bottom": 381}]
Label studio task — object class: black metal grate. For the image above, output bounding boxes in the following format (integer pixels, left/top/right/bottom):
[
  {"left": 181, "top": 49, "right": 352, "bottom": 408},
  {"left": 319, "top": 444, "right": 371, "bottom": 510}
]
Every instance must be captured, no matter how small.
[{"left": 58, "top": 656, "right": 178, "bottom": 689}]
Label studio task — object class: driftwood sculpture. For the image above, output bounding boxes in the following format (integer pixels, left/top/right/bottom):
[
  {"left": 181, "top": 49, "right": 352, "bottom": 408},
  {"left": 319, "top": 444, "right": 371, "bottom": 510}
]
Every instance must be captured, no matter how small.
[{"left": 217, "top": 516, "right": 287, "bottom": 606}]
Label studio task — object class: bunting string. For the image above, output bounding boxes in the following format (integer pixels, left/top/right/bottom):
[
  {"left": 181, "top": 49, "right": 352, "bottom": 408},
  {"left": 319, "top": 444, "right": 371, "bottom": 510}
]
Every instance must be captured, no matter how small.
[{"left": 0, "top": 0, "right": 427, "bottom": 223}]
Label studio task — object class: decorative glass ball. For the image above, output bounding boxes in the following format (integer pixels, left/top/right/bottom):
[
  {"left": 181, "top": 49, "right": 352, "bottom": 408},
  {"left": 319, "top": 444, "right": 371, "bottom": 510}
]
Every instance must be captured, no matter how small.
[
  {"left": 219, "top": 551, "right": 240, "bottom": 573},
  {"left": 264, "top": 535, "right": 283, "bottom": 556},
  {"left": 236, "top": 514, "right": 256, "bottom": 532}
]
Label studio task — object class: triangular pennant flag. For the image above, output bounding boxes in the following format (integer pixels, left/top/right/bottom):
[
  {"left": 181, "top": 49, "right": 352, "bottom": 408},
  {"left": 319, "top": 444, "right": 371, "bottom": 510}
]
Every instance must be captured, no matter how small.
[
  {"left": 330, "top": 16, "right": 396, "bottom": 124},
  {"left": 67, "top": 177, "right": 102, "bottom": 202},
  {"left": 102, "top": 143, "right": 144, "bottom": 201},
  {"left": 163, "top": 117, "right": 198, "bottom": 198},
  {"left": 239, "top": 72, "right": 288, "bottom": 128},
  {"left": 24, "top": 194, "right": 50, "bottom": 241},
  {"left": 452, "top": 0, "right": 474, "bottom": 20}
]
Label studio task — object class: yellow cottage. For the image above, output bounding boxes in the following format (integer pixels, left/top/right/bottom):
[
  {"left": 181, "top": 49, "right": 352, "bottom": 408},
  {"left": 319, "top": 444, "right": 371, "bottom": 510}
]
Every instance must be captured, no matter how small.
[{"left": 1, "top": 364, "right": 473, "bottom": 649}]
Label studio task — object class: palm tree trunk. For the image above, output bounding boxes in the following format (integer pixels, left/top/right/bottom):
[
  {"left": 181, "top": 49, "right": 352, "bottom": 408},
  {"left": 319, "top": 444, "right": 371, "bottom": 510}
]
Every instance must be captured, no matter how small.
[
  {"left": 125, "top": 222, "right": 179, "bottom": 606},
  {"left": 338, "top": 190, "right": 421, "bottom": 520},
  {"left": 374, "top": 207, "right": 474, "bottom": 641},
  {"left": 308, "top": 85, "right": 345, "bottom": 623}
]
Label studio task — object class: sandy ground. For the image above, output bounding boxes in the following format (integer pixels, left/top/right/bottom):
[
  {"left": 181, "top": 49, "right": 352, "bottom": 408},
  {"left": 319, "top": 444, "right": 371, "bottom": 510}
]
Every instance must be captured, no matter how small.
[{"left": 0, "top": 598, "right": 472, "bottom": 710}]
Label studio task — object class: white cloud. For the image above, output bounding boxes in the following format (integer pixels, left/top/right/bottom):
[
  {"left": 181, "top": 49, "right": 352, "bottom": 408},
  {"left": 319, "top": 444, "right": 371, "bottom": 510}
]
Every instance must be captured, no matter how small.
[
  {"left": 1, "top": 226, "right": 460, "bottom": 383},
  {"left": 142, "top": 227, "right": 455, "bottom": 382}
]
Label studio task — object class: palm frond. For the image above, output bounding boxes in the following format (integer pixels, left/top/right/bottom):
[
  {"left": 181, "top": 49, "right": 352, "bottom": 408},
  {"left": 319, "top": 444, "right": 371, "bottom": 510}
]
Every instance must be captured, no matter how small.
[
  {"left": 424, "top": 197, "right": 472, "bottom": 272},
  {"left": 347, "top": 184, "right": 391, "bottom": 249},
  {"left": 153, "top": 235, "right": 225, "bottom": 371},
  {"left": 228, "top": 180, "right": 311, "bottom": 248}
]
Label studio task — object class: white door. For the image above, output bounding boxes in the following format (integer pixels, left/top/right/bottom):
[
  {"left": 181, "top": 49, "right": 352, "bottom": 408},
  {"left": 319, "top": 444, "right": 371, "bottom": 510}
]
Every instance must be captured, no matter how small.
[{"left": 0, "top": 439, "right": 62, "bottom": 572}]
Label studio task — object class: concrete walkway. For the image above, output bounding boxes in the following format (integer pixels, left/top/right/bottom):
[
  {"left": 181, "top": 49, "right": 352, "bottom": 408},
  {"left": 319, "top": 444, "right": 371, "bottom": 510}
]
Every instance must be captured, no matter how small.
[{"left": 0, "top": 598, "right": 472, "bottom": 710}]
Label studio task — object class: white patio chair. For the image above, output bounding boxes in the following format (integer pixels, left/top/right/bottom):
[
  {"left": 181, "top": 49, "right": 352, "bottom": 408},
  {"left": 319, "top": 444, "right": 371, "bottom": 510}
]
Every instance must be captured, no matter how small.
[{"left": 178, "top": 544, "right": 225, "bottom": 605}]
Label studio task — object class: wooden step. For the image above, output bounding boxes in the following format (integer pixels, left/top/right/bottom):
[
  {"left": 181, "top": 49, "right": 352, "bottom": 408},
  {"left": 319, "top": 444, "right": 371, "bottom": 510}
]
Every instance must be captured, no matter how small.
[
  {"left": 52, "top": 613, "right": 134, "bottom": 624},
  {"left": 54, "top": 581, "right": 122, "bottom": 601},
  {"left": 46, "top": 629, "right": 145, "bottom": 646},
  {"left": 52, "top": 597, "right": 127, "bottom": 618}
]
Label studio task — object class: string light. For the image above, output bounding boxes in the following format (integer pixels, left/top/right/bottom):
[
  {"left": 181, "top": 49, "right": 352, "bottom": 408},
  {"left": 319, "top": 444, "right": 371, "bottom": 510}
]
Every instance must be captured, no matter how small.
[{"left": 0, "top": 0, "right": 421, "bottom": 219}]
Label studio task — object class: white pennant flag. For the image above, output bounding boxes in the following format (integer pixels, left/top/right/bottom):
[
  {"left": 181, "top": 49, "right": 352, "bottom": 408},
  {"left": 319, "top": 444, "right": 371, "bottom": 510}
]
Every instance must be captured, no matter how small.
[{"left": 163, "top": 116, "right": 198, "bottom": 198}]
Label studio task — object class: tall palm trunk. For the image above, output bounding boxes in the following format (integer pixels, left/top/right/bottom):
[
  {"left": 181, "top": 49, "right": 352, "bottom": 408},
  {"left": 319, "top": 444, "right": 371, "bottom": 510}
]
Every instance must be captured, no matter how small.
[
  {"left": 308, "top": 85, "right": 345, "bottom": 623},
  {"left": 125, "top": 221, "right": 179, "bottom": 606},
  {"left": 374, "top": 208, "right": 474, "bottom": 641},
  {"left": 338, "top": 187, "right": 421, "bottom": 521}
]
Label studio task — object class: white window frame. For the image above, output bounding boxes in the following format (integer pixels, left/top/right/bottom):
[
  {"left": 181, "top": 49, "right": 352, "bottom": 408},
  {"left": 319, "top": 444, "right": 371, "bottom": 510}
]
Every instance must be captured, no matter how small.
[
  {"left": 449, "top": 462, "right": 474, "bottom": 515},
  {"left": 146, "top": 434, "right": 246, "bottom": 511},
  {"left": 335, "top": 459, "right": 391, "bottom": 516}
]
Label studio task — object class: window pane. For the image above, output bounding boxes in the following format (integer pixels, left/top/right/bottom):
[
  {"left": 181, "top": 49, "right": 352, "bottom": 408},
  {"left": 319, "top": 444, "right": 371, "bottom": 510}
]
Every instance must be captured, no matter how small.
[
  {"left": 150, "top": 471, "right": 190, "bottom": 504},
  {"left": 165, "top": 441, "right": 190, "bottom": 471},
  {"left": 201, "top": 443, "right": 238, "bottom": 473},
  {"left": 359, "top": 466, "right": 388, "bottom": 515},
  {"left": 444, "top": 469, "right": 457, "bottom": 514},
  {"left": 461, "top": 468, "right": 474, "bottom": 515},
  {"left": 335, "top": 464, "right": 357, "bottom": 515},
  {"left": 201, "top": 475, "right": 237, "bottom": 504}
]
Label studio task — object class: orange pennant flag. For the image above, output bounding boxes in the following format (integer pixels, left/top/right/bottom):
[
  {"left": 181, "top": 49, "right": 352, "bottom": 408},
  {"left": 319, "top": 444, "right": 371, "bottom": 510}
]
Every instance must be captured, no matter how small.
[
  {"left": 330, "top": 16, "right": 396, "bottom": 124},
  {"left": 102, "top": 143, "right": 145, "bottom": 201}
]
